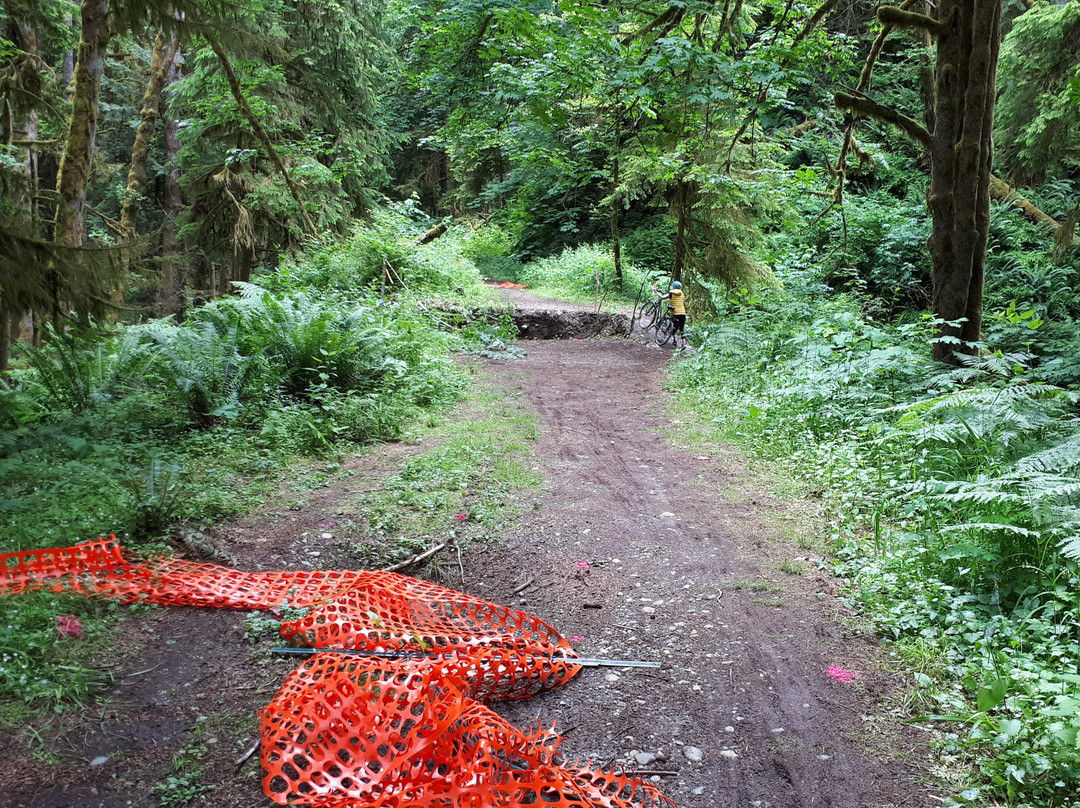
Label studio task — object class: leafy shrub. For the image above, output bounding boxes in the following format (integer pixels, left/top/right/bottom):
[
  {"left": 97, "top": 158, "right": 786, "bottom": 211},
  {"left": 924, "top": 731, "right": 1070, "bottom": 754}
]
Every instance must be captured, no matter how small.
[
  {"left": 264, "top": 207, "right": 485, "bottom": 297},
  {"left": 814, "top": 193, "right": 931, "bottom": 311},
  {"left": 515, "top": 243, "right": 645, "bottom": 305},
  {"left": 670, "top": 253, "right": 1080, "bottom": 805},
  {"left": 460, "top": 223, "right": 523, "bottom": 280},
  {"left": 141, "top": 315, "right": 263, "bottom": 426},
  {"left": 621, "top": 217, "right": 675, "bottom": 271}
]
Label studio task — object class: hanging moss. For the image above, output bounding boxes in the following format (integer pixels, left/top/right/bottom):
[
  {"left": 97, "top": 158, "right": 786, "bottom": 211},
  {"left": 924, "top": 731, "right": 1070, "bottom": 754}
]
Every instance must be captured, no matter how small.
[{"left": 0, "top": 216, "right": 135, "bottom": 322}]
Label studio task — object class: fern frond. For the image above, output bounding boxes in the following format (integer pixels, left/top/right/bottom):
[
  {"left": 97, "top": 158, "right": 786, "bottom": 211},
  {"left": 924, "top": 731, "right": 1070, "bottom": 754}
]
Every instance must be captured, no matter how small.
[
  {"left": 1025, "top": 481, "right": 1080, "bottom": 502},
  {"left": 940, "top": 522, "right": 1038, "bottom": 538},
  {"left": 1016, "top": 432, "right": 1080, "bottom": 474},
  {"left": 1059, "top": 533, "right": 1080, "bottom": 561},
  {"left": 938, "top": 489, "right": 1024, "bottom": 505},
  {"left": 231, "top": 281, "right": 269, "bottom": 301}
]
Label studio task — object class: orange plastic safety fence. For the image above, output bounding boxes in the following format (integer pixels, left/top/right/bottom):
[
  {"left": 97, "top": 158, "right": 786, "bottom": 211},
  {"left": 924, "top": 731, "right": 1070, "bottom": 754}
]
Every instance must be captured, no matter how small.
[
  {"left": 0, "top": 539, "right": 572, "bottom": 664},
  {"left": 261, "top": 652, "right": 673, "bottom": 808},
  {"left": 278, "top": 572, "right": 574, "bottom": 659},
  {"left": 0, "top": 540, "right": 676, "bottom": 808}
]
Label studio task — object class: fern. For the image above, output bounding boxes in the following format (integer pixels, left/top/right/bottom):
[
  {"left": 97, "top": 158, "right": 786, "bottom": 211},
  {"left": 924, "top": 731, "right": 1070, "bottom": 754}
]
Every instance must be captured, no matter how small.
[
  {"left": 221, "top": 284, "right": 398, "bottom": 397},
  {"left": 939, "top": 522, "right": 1038, "bottom": 539},
  {"left": 1016, "top": 431, "right": 1080, "bottom": 474},
  {"left": 19, "top": 325, "right": 155, "bottom": 413},
  {"left": 146, "top": 317, "right": 262, "bottom": 426},
  {"left": 1060, "top": 534, "right": 1080, "bottom": 561}
]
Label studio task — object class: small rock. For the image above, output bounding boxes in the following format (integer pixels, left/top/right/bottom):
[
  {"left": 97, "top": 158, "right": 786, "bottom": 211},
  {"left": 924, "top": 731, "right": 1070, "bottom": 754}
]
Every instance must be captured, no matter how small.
[
  {"left": 720, "top": 750, "right": 739, "bottom": 760},
  {"left": 320, "top": 532, "right": 333, "bottom": 539},
  {"left": 682, "top": 746, "right": 704, "bottom": 763},
  {"left": 89, "top": 756, "right": 109, "bottom": 767},
  {"left": 634, "top": 752, "right": 657, "bottom": 766},
  {"left": 817, "top": 754, "right": 831, "bottom": 761},
  {"left": 771, "top": 727, "right": 785, "bottom": 734},
  {"left": 604, "top": 673, "right": 620, "bottom": 683},
  {"left": 723, "top": 726, "right": 735, "bottom": 733},
  {"left": 692, "top": 787, "right": 706, "bottom": 796}
]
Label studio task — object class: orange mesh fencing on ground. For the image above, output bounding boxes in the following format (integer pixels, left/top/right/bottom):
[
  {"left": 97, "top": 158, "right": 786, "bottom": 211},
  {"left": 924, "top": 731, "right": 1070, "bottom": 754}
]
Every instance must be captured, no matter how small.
[{"left": 0, "top": 539, "right": 676, "bottom": 808}]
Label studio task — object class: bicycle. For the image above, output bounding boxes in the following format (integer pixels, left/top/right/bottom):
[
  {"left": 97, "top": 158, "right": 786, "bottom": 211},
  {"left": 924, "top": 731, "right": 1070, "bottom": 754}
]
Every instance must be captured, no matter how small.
[
  {"left": 654, "top": 306, "right": 678, "bottom": 346},
  {"left": 636, "top": 296, "right": 662, "bottom": 330},
  {"left": 630, "top": 274, "right": 669, "bottom": 334}
]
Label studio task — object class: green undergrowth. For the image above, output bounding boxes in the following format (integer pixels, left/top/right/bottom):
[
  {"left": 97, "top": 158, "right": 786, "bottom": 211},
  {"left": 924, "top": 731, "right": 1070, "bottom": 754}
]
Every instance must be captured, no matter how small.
[
  {"left": 345, "top": 366, "right": 542, "bottom": 573},
  {"left": 512, "top": 243, "right": 653, "bottom": 312},
  {"left": 0, "top": 594, "right": 153, "bottom": 728},
  {"left": 668, "top": 267, "right": 1080, "bottom": 807},
  {"left": 151, "top": 715, "right": 214, "bottom": 807},
  {"left": 0, "top": 209, "right": 521, "bottom": 712}
]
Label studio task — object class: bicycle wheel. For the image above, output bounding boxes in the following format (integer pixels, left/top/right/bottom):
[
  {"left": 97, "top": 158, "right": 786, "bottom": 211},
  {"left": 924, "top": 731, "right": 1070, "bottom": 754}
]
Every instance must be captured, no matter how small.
[
  {"left": 655, "top": 315, "right": 674, "bottom": 345},
  {"left": 637, "top": 302, "right": 659, "bottom": 330}
]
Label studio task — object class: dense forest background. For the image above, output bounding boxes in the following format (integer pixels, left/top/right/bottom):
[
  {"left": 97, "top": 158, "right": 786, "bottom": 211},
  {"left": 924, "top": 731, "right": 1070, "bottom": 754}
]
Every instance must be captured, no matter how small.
[{"left": 3, "top": 1, "right": 1080, "bottom": 806}]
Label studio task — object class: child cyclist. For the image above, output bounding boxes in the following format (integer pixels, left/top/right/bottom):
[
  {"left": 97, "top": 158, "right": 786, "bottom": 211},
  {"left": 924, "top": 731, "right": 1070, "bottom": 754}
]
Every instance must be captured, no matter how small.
[{"left": 654, "top": 280, "right": 688, "bottom": 349}]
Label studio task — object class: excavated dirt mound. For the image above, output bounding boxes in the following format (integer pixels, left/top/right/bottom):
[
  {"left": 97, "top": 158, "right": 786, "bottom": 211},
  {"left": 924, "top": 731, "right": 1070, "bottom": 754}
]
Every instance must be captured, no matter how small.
[
  {"left": 0, "top": 290, "right": 936, "bottom": 808},
  {"left": 512, "top": 309, "right": 629, "bottom": 339}
]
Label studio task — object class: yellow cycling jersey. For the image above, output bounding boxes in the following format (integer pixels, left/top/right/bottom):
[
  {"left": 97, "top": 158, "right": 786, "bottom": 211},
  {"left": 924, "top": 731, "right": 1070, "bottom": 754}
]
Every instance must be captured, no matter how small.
[{"left": 669, "top": 288, "right": 686, "bottom": 315}]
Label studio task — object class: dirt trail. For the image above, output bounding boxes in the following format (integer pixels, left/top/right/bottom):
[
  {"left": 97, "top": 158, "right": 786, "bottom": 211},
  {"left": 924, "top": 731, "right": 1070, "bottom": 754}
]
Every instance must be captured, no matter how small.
[
  {"left": 464, "top": 336, "right": 932, "bottom": 808},
  {"left": 1, "top": 295, "right": 935, "bottom": 808}
]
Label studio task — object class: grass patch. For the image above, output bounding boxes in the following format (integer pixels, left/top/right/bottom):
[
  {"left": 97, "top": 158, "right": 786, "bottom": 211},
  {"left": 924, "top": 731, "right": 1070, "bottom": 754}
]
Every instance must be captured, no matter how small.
[
  {"left": 349, "top": 365, "right": 541, "bottom": 570},
  {"left": 727, "top": 578, "right": 777, "bottom": 593},
  {"left": 151, "top": 716, "right": 213, "bottom": 807},
  {"left": 752, "top": 597, "right": 786, "bottom": 608}
]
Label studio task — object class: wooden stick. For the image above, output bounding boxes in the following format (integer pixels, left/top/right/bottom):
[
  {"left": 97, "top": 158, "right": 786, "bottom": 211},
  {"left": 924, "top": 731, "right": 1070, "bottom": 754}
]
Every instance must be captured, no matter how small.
[
  {"left": 235, "top": 740, "right": 259, "bottom": 769},
  {"left": 512, "top": 577, "right": 536, "bottom": 595},
  {"left": 382, "top": 542, "right": 447, "bottom": 573}
]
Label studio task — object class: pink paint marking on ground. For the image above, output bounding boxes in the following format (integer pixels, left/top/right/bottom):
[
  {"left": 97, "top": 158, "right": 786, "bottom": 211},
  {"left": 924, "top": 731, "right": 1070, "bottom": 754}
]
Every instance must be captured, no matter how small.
[{"left": 826, "top": 665, "right": 857, "bottom": 682}]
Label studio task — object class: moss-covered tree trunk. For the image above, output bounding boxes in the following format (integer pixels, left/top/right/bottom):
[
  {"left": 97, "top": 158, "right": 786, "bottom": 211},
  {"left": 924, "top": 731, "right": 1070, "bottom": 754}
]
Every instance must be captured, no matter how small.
[
  {"left": 160, "top": 44, "right": 185, "bottom": 317},
  {"left": 670, "top": 178, "right": 699, "bottom": 282},
  {"left": 927, "top": 0, "right": 1001, "bottom": 362},
  {"left": 837, "top": 1, "right": 1003, "bottom": 364},
  {"left": 610, "top": 114, "right": 623, "bottom": 284},
  {"left": 120, "top": 31, "right": 180, "bottom": 238},
  {"left": 1, "top": 17, "right": 41, "bottom": 370},
  {"left": 54, "top": 0, "right": 112, "bottom": 247}
]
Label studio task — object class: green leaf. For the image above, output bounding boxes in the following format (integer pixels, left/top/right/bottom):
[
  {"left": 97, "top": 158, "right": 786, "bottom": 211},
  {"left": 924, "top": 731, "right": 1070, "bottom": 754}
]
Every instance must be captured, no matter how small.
[
  {"left": 977, "top": 678, "right": 1009, "bottom": 712},
  {"left": 996, "top": 718, "right": 1023, "bottom": 740}
]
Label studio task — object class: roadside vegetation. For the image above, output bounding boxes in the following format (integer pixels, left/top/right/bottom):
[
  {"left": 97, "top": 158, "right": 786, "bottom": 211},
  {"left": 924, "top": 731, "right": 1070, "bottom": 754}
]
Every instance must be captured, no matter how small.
[
  {"left": 0, "top": 210, "right": 518, "bottom": 719},
  {"left": 668, "top": 181, "right": 1080, "bottom": 806},
  {"left": 3, "top": 1, "right": 1080, "bottom": 805}
]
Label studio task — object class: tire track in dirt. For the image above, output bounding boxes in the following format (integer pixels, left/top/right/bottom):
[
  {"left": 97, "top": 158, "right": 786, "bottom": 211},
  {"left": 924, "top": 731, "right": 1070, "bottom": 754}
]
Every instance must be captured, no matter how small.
[{"left": 466, "top": 338, "right": 934, "bottom": 808}]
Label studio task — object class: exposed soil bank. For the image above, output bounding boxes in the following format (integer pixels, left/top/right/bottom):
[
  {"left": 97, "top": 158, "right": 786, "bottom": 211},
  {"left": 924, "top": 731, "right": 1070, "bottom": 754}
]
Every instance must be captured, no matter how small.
[{"left": 512, "top": 308, "right": 628, "bottom": 339}]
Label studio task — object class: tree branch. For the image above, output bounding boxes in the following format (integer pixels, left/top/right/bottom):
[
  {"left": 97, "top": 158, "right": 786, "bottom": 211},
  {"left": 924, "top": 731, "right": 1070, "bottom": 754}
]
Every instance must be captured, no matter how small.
[
  {"left": 989, "top": 174, "right": 1063, "bottom": 230},
  {"left": 877, "top": 6, "right": 945, "bottom": 36},
  {"left": 833, "top": 91, "right": 932, "bottom": 149},
  {"left": 795, "top": 0, "right": 840, "bottom": 45},
  {"left": 207, "top": 36, "right": 321, "bottom": 241}
]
